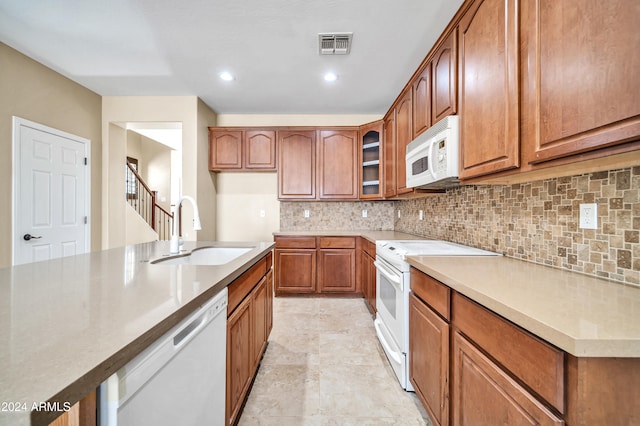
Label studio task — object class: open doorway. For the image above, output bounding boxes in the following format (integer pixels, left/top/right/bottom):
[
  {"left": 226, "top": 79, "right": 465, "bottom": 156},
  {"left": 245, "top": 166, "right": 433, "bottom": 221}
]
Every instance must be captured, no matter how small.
[{"left": 123, "top": 122, "right": 182, "bottom": 245}]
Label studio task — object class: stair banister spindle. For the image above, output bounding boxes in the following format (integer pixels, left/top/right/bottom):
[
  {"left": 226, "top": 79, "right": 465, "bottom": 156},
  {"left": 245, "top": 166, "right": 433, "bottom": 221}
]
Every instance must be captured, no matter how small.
[{"left": 126, "top": 162, "right": 173, "bottom": 240}]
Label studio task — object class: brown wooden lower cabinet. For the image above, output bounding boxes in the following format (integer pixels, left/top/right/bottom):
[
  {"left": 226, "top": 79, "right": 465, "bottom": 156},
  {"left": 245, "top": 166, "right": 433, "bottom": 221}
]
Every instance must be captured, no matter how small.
[
  {"left": 451, "top": 331, "right": 564, "bottom": 426},
  {"left": 266, "top": 269, "right": 273, "bottom": 335},
  {"left": 318, "top": 249, "right": 356, "bottom": 293},
  {"left": 409, "top": 293, "right": 450, "bottom": 426},
  {"left": 453, "top": 292, "right": 564, "bottom": 413},
  {"left": 274, "top": 236, "right": 359, "bottom": 296},
  {"left": 47, "top": 392, "right": 96, "bottom": 426},
  {"left": 410, "top": 266, "right": 640, "bottom": 426},
  {"left": 275, "top": 249, "right": 316, "bottom": 294},
  {"left": 226, "top": 254, "right": 273, "bottom": 426},
  {"left": 361, "top": 247, "right": 376, "bottom": 314},
  {"left": 566, "top": 356, "right": 640, "bottom": 426},
  {"left": 251, "top": 276, "right": 268, "bottom": 368},
  {"left": 227, "top": 294, "right": 252, "bottom": 426}
]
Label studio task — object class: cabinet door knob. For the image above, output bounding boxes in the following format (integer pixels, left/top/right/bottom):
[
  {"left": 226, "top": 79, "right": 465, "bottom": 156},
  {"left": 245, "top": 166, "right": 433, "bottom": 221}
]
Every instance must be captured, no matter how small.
[{"left": 23, "top": 234, "right": 42, "bottom": 241}]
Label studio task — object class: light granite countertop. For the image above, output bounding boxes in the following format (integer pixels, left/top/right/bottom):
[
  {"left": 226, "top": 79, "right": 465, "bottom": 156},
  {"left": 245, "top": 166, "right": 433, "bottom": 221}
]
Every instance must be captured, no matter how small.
[
  {"left": 0, "top": 240, "right": 274, "bottom": 426},
  {"left": 407, "top": 256, "right": 640, "bottom": 358}
]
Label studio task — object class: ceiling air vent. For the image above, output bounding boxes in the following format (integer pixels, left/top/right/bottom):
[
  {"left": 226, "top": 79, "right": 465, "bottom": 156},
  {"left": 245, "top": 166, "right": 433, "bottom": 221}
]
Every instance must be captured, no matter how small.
[{"left": 318, "top": 33, "right": 353, "bottom": 55}]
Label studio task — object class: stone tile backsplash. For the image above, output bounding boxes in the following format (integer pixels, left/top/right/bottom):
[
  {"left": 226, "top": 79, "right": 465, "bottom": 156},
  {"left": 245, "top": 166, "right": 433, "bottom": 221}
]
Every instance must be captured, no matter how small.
[
  {"left": 280, "top": 201, "right": 395, "bottom": 231},
  {"left": 395, "top": 167, "right": 640, "bottom": 286},
  {"left": 278, "top": 167, "right": 639, "bottom": 286}
]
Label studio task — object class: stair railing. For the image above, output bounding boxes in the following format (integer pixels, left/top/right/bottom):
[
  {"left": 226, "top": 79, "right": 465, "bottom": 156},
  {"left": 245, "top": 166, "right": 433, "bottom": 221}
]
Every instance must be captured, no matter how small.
[{"left": 126, "top": 162, "right": 174, "bottom": 240}]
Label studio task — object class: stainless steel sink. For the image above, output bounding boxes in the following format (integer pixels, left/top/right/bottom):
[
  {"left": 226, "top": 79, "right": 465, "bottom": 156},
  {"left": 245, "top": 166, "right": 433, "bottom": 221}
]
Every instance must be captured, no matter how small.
[{"left": 151, "top": 247, "right": 253, "bottom": 266}]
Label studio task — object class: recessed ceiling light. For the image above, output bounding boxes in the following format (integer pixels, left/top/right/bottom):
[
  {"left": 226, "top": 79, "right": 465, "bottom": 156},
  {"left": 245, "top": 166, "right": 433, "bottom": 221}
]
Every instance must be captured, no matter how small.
[
  {"left": 324, "top": 72, "right": 338, "bottom": 82},
  {"left": 219, "top": 72, "right": 234, "bottom": 81}
]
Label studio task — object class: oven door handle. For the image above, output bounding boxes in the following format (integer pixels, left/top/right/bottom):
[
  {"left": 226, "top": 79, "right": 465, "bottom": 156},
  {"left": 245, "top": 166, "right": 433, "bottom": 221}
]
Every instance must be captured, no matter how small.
[
  {"left": 374, "top": 318, "right": 403, "bottom": 365},
  {"left": 374, "top": 260, "right": 403, "bottom": 289}
]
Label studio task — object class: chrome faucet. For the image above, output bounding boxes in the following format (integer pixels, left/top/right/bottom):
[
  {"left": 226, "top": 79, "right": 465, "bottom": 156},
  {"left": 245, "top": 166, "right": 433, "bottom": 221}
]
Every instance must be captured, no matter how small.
[{"left": 170, "top": 195, "right": 202, "bottom": 254}]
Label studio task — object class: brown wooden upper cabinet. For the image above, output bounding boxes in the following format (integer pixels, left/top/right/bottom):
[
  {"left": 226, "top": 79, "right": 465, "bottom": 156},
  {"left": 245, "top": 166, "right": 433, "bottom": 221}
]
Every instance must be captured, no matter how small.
[
  {"left": 208, "top": 128, "right": 276, "bottom": 171},
  {"left": 245, "top": 130, "right": 277, "bottom": 169},
  {"left": 431, "top": 29, "right": 457, "bottom": 124},
  {"left": 277, "top": 130, "right": 316, "bottom": 199},
  {"left": 318, "top": 130, "right": 359, "bottom": 200},
  {"left": 383, "top": 110, "right": 397, "bottom": 198},
  {"left": 395, "top": 88, "right": 414, "bottom": 196},
  {"left": 520, "top": 0, "right": 640, "bottom": 166},
  {"left": 359, "top": 120, "right": 384, "bottom": 200},
  {"left": 412, "top": 63, "right": 431, "bottom": 137},
  {"left": 277, "top": 129, "right": 359, "bottom": 200},
  {"left": 413, "top": 29, "right": 457, "bottom": 139},
  {"left": 209, "top": 129, "right": 242, "bottom": 170},
  {"left": 458, "top": 0, "right": 520, "bottom": 180}
]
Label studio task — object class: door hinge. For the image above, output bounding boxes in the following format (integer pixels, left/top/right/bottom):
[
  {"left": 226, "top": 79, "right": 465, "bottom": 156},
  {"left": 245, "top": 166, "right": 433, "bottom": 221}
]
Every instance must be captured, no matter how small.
[
  {"left": 84, "top": 157, "right": 88, "bottom": 165},
  {"left": 84, "top": 216, "right": 88, "bottom": 224}
]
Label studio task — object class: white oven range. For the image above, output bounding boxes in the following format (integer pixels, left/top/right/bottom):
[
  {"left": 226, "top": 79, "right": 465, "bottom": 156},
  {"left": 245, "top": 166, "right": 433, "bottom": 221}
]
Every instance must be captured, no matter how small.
[{"left": 374, "top": 240, "right": 499, "bottom": 391}]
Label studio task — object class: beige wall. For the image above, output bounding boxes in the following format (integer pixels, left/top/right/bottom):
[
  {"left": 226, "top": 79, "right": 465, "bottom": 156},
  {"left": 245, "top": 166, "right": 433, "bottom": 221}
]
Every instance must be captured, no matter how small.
[
  {"left": 216, "top": 173, "right": 280, "bottom": 242},
  {"left": 125, "top": 204, "right": 159, "bottom": 245},
  {"left": 102, "top": 96, "right": 217, "bottom": 249},
  {"left": 126, "top": 130, "right": 173, "bottom": 212},
  {"left": 0, "top": 43, "right": 102, "bottom": 267},
  {"left": 213, "top": 114, "right": 383, "bottom": 241},
  {"left": 196, "top": 98, "right": 218, "bottom": 242},
  {"left": 141, "top": 135, "right": 173, "bottom": 212}
]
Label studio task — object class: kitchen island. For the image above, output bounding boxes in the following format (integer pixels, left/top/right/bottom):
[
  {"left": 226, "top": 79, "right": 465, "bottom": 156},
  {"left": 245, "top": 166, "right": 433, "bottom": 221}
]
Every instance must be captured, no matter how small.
[{"left": 0, "top": 240, "right": 274, "bottom": 426}]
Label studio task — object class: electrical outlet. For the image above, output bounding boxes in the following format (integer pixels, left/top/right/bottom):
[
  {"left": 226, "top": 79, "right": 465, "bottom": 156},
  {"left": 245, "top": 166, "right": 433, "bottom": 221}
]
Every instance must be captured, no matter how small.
[
  {"left": 579, "top": 203, "right": 597, "bottom": 229},
  {"left": 419, "top": 210, "right": 424, "bottom": 221},
  {"left": 259, "top": 209, "right": 266, "bottom": 218},
  {"left": 362, "top": 209, "right": 368, "bottom": 218},
  {"left": 304, "top": 209, "right": 310, "bottom": 218},
  {"left": 397, "top": 210, "right": 401, "bottom": 219}
]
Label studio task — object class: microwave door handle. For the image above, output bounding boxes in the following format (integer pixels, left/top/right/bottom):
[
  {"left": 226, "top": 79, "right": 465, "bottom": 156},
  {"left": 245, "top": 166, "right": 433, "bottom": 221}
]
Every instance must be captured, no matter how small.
[{"left": 429, "top": 138, "right": 437, "bottom": 179}]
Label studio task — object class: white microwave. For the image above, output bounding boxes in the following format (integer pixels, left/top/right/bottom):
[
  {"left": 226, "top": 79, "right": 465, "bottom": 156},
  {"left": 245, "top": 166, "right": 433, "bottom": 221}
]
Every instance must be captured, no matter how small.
[{"left": 406, "top": 115, "right": 460, "bottom": 190}]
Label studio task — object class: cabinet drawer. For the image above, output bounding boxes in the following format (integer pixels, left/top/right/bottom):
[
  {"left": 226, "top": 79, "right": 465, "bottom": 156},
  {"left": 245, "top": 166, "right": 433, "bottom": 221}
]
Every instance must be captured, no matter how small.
[
  {"left": 319, "top": 237, "right": 356, "bottom": 249},
  {"left": 410, "top": 268, "right": 450, "bottom": 321},
  {"left": 275, "top": 236, "right": 316, "bottom": 249},
  {"left": 452, "top": 292, "right": 565, "bottom": 413},
  {"left": 362, "top": 238, "right": 376, "bottom": 257},
  {"left": 228, "top": 257, "right": 268, "bottom": 315}
]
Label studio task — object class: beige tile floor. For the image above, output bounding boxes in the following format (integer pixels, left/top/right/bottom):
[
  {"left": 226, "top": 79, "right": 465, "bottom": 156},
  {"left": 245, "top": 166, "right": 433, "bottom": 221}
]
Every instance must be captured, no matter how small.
[{"left": 239, "top": 297, "right": 432, "bottom": 425}]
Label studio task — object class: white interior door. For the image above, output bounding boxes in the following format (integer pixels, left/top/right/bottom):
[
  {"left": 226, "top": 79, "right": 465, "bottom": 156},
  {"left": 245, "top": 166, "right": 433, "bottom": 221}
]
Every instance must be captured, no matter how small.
[{"left": 13, "top": 117, "right": 90, "bottom": 265}]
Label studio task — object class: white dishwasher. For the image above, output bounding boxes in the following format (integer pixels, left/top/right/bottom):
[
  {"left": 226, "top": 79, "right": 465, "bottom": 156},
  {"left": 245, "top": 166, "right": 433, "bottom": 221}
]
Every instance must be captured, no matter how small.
[{"left": 100, "top": 288, "right": 227, "bottom": 426}]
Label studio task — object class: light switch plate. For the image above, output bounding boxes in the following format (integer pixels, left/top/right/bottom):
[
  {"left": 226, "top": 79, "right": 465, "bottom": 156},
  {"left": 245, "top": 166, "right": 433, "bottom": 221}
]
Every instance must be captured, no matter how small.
[
  {"left": 362, "top": 209, "right": 368, "bottom": 218},
  {"left": 579, "top": 203, "right": 597, "bottom": 229},
  {"left": 419, "top": 210, "right": 424, "bottom": 221}
]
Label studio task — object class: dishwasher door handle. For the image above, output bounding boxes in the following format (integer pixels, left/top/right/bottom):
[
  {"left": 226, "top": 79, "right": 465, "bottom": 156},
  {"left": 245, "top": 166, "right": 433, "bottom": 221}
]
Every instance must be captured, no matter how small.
[
  {"left": 174, "top": 295, "right": 227, "bottom": 349},
  {"left": 173, "top": 314, "right": 206, "bottom": 348}
]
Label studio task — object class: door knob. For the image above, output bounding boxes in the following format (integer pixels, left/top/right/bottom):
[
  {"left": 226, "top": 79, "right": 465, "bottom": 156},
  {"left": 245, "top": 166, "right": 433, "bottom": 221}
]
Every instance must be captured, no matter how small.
[{"left": 23, "top": 234, "right": 42, "bottom": 241}]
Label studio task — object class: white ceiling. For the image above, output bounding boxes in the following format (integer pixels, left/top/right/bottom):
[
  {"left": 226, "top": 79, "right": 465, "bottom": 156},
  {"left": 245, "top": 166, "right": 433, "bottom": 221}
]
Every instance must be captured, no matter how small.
[{"left": 0, "top": 0, "right": 463, "bottom": 115}]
